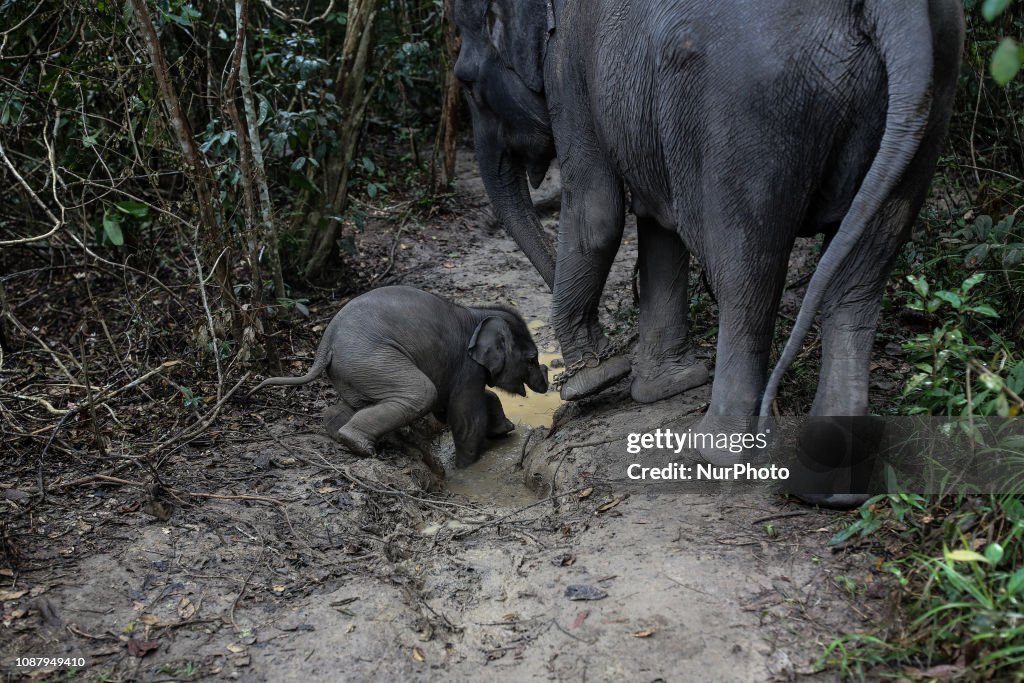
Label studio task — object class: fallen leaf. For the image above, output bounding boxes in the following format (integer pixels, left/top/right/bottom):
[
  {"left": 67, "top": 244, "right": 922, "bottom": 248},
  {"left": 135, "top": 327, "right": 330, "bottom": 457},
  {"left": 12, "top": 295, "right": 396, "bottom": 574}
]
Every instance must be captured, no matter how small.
[
  {"left": 578, "top": 487, "right": 594, "bottom": 500},
  {"left": 564, "top": 584, "right": 608, "bottom": 601},
  {"left": 78, "top": 519, "right": 93, "bottom": 532},
  {"left": 272, "top": 584, "right": 286, "bottom": 593},
  {"left": 140, "top": 614, "right": 161, "bottom": 626},
  {"left": 412, "top": 646, "right": 426, "bottom": 662},
  {"left": 231, "top": 654, "right": 250, "bottom": 667},
  {"left": 632, "top": 628, "right": 656, "bottom": 638},
  {"left": 595, "top": 498, "right": 621, "bottom": 513},
  {"left": 345, "top": 623, "right": 356, "bottom": 633},
  {"left": 902, "top": 664, "right": 962, "bottom": 679},
  {"left": 226, "top": 643, "right": 245, "bottom": 654},
  {"left": 0, "top": 569, "right": 13, "bottom": 577},
  {"left": 178, "top": 597, "right": 196, "bottom": 619},
  {"left": 553, "top": 553, "right": 576, "bottom": 567},
  {"left": 0, "top": 589, "right": 27, "bottom": 601},
  {"left": 126, "top": 638, "right": 159, "bottom": 657}
]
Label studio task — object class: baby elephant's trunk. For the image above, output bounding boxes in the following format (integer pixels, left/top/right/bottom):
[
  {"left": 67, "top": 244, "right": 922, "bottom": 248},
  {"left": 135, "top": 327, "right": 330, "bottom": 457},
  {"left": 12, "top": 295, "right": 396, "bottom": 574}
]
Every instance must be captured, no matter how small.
[{"left": 527, "top": 363, "right": 549, "bottom": 394}]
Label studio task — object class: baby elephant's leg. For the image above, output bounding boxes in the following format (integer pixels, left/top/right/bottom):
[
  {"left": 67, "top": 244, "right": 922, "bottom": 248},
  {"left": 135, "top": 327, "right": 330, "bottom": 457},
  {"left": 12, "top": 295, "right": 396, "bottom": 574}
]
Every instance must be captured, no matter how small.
[
  {"left": 449, "top": 390, "right": 492, "bottom": 468},
  {"left": 323, "top": 399, "right": 355, "bottom": 437},
  {"left": 484, "top": 390, "right": 515, "bottom": 438},
  {"left": 335, "top": 361, "right": 438, "bottom": 457}
]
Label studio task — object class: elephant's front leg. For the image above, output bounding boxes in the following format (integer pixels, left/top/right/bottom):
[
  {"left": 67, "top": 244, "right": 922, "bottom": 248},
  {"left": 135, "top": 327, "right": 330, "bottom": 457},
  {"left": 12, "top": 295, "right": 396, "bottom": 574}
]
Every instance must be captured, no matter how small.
[
  {"left": 483, "top": 390, "right": 515, "bottom": 438},
  {"left": 630, "top": 218, "right": 709, "bottom": 403},
  {"left": 553, "top": 172, "right": 631, "bottom": 400},
  {"left": 448, "top": 390, "right": 491, "bottom": 468}
]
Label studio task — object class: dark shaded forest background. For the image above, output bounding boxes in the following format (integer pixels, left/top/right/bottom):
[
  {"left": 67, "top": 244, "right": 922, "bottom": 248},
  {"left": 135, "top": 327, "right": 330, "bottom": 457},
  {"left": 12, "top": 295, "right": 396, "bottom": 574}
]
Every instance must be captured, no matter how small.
[{"left": 1, "top": 0, "right": 463, "bottom": 463}]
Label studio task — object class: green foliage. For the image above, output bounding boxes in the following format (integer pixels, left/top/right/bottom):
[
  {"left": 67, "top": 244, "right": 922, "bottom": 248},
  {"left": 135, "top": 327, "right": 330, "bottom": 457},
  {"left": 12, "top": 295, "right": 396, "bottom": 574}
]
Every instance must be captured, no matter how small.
[
  {"left": 990, "top": 36, "right": 1024, "bottom": 84},
  {"left": 180, "top": 387, "right": 204, "bottom": 409},
  {"left": 971, "top": 0, "right": 1024, "bottom": 84},
  {"left": 0, "top": 0, "right": 451, "bottom": 282},
  {"left": 894, "top": 207, "right": 1024, "bottom": 418},
  {"left": 822, "top": 495, "right": 1024, "bottom": 680},
  {"left": 275, "top": 297, "right": 311, "bottom": 317},
  {"left": 829, "top": 494, "right": 928, "bottom": 545},
  {"left": 899, "top": 272, "right": 1020, "bottom": 416},
  {"left": 99, "top": 201, "right": 151, "bottom": 247}
]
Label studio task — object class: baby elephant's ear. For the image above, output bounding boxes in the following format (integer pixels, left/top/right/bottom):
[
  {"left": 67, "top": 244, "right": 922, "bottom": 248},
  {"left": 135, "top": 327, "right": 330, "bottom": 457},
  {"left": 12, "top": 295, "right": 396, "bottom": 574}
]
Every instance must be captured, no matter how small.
[{"left": 468, "top": 316, "right": 512, "bottom": 378}]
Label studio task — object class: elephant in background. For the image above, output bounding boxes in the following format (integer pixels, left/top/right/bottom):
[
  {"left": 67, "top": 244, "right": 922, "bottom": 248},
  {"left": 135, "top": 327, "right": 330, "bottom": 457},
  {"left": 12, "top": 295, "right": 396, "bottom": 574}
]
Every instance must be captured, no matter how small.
[
  {"left": 252, "top": 286, "right": 549, "bottom": 469},
  {"left": 455, "top": 0, "right": 964, "bottom": 474}
]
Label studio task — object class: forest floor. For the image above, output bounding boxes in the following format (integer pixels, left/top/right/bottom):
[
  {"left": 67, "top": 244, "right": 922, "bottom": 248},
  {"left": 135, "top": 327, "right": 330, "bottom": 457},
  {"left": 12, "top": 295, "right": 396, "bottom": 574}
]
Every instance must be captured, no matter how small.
[{"left": 0, "top": 152, "right": 900, "bottom": 682}]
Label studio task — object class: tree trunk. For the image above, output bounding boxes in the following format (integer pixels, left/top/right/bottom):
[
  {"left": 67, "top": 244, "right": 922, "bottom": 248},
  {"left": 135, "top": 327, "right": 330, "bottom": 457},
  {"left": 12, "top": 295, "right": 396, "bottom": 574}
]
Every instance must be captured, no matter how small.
[
  {"left": 128, "top": 0, "right": 237, "bottom": 323},
  {"left": 239, "top": 31, "right": 286, "bottom": 301},
  {"left": 433, "top": 0, "right": 461, "bottom": 191},
  {"left": 301, "top": 0, "right": 384, "bottom": 279}
]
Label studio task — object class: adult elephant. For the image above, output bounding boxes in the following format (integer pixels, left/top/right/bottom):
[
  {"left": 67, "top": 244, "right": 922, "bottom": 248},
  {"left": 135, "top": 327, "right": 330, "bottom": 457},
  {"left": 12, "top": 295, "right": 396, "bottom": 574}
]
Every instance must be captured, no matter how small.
[{"left": 454, "top": 0, "right": 963, "bottom": 460}]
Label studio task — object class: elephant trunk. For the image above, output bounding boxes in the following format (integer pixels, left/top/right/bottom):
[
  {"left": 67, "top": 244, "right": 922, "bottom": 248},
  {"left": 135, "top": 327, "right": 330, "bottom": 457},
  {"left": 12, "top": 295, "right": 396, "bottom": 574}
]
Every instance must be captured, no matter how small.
[
  {"left": 527, "top": 363, "right": 549, "bottom": 394},
  {"left": 470, "top": 105, "right": 556, "bottom": 290}
]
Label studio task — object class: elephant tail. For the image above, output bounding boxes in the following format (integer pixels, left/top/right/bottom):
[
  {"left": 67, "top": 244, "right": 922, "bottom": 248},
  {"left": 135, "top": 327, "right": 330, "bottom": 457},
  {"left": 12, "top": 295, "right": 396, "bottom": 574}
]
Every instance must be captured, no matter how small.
[
  {"left": 759, "top": 0, "right": 936, "bottom": 417},
  {"left": 249, "top": 342, "right": 333, "bottom": 395}
]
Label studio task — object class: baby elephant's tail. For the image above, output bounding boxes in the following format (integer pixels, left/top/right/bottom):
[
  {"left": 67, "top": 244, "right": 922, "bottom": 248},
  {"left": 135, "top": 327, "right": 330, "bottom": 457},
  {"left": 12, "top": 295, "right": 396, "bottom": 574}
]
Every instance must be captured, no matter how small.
[{"left": 249, "top": 344, "right": 332, "bottom": 395}]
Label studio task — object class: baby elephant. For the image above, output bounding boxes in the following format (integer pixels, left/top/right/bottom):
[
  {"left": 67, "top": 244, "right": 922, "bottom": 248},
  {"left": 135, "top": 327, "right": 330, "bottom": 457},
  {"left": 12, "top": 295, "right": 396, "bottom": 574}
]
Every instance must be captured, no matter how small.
[{"left": 253, "top": 286, "right": 549, "bottom": 467}]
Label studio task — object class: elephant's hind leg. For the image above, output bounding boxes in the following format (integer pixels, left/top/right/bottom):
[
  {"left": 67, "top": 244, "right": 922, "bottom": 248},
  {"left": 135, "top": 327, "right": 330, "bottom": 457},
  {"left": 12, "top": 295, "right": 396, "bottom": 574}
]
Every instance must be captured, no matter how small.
[
  {"left": 334, "top": 358, "right": 438, "bottom": 458},
  {"left": 323, "top": 399, "right": 356, "bottom": 437},
  {"left": 630, "top": 218, "right": 709, "bottom": 403}
]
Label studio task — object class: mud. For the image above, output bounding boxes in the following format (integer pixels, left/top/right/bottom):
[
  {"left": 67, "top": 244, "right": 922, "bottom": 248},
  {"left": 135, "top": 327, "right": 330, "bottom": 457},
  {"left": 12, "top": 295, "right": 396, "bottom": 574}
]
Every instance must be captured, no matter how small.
[{"left": 0, "top": 151, "right": 888, "bottom": 682}]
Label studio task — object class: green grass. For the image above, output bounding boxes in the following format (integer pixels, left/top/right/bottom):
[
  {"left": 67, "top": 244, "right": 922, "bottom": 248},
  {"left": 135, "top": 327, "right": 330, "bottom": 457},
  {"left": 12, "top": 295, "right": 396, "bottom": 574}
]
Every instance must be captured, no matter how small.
[{"left": 821, "top": 494, "right": 1024, "bottom": 681}]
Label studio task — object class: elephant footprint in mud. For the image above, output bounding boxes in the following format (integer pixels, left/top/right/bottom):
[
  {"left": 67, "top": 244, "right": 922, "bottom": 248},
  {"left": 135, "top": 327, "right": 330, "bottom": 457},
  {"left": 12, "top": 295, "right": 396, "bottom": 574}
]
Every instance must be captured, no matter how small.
[{"left": 252, "top": 286, "right": 549, "bottom": 469}]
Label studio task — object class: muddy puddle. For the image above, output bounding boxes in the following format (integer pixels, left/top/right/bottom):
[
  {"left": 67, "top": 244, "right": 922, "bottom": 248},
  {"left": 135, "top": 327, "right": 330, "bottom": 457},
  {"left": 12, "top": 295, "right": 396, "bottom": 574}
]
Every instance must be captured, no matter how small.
[{"left": 444, "top": 350, "right": 562, "bottom": 507}]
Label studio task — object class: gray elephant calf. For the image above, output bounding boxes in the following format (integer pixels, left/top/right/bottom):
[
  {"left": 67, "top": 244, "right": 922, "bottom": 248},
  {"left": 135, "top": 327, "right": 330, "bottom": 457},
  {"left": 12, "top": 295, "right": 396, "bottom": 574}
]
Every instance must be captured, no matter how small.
[{"left": 252, "top": 286, "right": 549, "bottom": 468}]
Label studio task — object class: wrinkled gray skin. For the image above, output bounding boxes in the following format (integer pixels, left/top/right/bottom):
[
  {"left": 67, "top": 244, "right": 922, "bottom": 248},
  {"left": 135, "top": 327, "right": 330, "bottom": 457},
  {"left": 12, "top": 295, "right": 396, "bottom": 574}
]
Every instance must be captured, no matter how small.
[
  {"left": 252, "top": 286, "right": 549, "bottom": 469},
  {"left": 456, "top": 0, "right": 964, "bottom": 505}
]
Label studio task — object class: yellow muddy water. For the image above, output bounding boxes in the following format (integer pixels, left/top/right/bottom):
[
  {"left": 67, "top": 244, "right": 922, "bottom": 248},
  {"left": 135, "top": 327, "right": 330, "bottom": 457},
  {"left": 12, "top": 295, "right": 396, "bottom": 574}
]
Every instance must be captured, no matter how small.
[{"left": 445, "top": 351, "right": 563, "bottom": 507}]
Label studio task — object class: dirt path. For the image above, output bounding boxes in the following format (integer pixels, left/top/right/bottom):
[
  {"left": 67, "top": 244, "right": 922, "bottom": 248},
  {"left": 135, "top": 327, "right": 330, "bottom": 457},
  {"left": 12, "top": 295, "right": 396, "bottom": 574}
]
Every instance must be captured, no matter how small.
[{"left": 1, "top": 152, "right": 882, "bottom": 682}]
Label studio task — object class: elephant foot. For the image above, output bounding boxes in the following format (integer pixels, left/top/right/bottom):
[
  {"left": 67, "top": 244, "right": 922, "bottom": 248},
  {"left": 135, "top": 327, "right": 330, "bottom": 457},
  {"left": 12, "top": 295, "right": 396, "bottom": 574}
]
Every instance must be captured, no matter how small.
[
  {"left": 455, "top": 450, "right": 482, "bottom": 469},
  {"left": 693, "top": 415, "right": 760, "bottom": 467},
  {"left": 559, "top": 355, "right": 631, "bottom": 401},
  {"left": 784, "top": 417, "right": 882, "bottom": 509},
  {"left": 488, "top": 418, "right": 516, "bottom": 438},
  {"left": 630, "top": 354, "right": 709, "bottom": 404},
  {"left": 334, "top": 426, "right": 376, "bottom": 458}
]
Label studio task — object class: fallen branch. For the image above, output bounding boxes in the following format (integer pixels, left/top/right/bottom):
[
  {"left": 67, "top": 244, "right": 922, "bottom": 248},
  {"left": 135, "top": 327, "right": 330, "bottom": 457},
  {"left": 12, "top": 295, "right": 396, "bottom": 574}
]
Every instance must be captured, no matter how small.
[
  {"left": 0, "top": 129, "right": 64, "bottom": 246},
  {"left": 142, "top": 371, "right": 251, "bottom": 459},
  {"left": 451, "top": 488, "right": 591, "bottom": 539}
]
